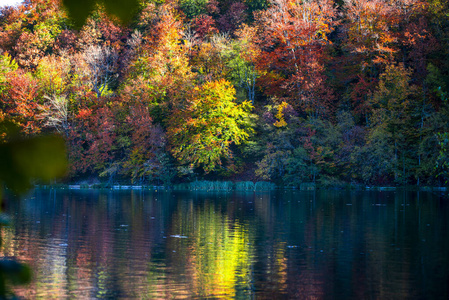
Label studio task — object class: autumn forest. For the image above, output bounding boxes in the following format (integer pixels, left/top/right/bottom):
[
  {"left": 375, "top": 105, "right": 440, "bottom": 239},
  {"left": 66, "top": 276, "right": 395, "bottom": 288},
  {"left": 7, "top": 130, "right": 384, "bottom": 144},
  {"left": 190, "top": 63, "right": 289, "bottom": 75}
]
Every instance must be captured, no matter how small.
[{"left": 1, "top": 0, "right": 449, "bottom": 187}]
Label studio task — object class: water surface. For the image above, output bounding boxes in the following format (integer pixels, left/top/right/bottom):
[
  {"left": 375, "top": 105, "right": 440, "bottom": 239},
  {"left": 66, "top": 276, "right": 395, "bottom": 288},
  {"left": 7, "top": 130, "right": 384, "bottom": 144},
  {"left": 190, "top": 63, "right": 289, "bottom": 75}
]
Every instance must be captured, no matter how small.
[{"left": 2, "top": 189, "right": 448, "bottom": 299}]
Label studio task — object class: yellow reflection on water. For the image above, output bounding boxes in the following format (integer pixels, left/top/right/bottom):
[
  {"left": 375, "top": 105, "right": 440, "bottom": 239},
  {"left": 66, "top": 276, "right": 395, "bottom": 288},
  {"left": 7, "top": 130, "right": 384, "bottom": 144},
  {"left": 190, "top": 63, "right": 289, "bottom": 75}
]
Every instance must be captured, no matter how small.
[{"left": 168, "top": 201, "right": 254, "bottom": 298}]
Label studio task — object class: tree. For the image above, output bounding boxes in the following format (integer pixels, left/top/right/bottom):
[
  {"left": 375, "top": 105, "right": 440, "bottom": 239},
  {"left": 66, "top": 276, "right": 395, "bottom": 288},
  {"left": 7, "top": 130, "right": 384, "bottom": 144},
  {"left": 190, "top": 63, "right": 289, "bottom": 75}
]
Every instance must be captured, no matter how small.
[
  {"left": 0, "top": 70, "right": 42, "bottom": 135},
  {"left": 351, "top": 122, "right": 395, "bottom": 184},
  {"left": 68, "top": 102, "right": 116, "bottom": 176},
  {"left": 190, "top": 14, "right": 219, "bottom": 41},
  {"left": 217, "top": 2, "right": 247, "bottom": 34},
  {"left": 0, "top": 52, "right": 18, "bottom": 94},
  {"left": 39, "top": 94, "right": 69, "bottom": 136},
  {"left": 436, "top": 132, "right": 449, "bottom": 183},
  {"left": 363, "top": 63, "right": 418, "bottom": 183},
  {"left": 2, "top": 0, "right": 68, "bottom": 69},
  {"left": 180, "top": 0, "right": 209, "bottom": 19},
  {"left": 342, "top": 0, "right": 399, "bottom": 68},
  {"left": 122, "top": 3, "right": 194, "bottom": 123},
  {"left": 190, "top": 33, "right": 231, "bottom": 83},
  {"left": 226, "top": 25, "right": 260, "bottom": 104},
  {"left": 167, "top": 79, "right": 253, "bottom": 173},
  {"left": 120, "top": 103, "right": 166, "bottom": 184},
  {"left": 254, "top": 0, "right": 337, "bottom": 116},
  {"left": 83, "top": 45, "right": 118, "bottom": 98},
  {"left": 34, "top": 54, "right": 71, "bottom": 96},
  {"left": 340, "top": 0, "right": 422, "bottom": 122},
  {"left": 254, "top": 106, "right": 338, "bottom": 185}
]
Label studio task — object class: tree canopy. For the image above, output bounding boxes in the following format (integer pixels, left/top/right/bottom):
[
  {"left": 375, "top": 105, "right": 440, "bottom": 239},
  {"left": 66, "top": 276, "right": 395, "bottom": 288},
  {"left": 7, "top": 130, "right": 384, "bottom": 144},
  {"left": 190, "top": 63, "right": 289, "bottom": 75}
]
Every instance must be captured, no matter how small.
[{"left": 0, "top": 0, "right": 448, "bottom": 186}]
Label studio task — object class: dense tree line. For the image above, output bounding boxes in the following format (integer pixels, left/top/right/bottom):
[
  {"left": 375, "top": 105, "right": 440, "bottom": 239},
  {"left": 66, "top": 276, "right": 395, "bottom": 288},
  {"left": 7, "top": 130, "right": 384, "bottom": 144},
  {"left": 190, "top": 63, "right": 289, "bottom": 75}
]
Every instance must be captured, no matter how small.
[{"left": 1, "top": 0, "right": 449, "bottom": 187}]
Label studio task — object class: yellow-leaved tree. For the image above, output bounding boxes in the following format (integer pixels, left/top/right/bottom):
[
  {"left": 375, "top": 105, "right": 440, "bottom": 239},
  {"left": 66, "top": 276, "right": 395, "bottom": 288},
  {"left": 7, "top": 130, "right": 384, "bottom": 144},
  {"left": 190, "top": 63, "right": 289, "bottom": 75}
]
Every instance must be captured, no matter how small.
[{"left": 167, "top": 79, "right": 254, "bottom": 173}]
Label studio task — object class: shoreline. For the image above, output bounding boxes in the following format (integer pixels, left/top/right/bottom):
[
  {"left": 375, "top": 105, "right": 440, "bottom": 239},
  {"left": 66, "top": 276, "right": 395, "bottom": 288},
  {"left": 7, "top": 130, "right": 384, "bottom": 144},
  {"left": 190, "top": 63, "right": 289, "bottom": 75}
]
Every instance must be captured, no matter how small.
[{"left": 34, "top": 182, "right": 449, "bottom": 192}]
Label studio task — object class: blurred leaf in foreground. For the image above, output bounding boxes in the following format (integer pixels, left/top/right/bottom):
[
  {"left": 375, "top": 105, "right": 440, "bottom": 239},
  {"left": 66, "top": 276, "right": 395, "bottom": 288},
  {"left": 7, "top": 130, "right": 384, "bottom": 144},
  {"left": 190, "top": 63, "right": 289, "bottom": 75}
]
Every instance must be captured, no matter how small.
[
  {"left": 0, "top": 120, "right": 67, "bottom": 298},
  {"left": 0, "top": 122, "right": 67, "bottom": 193},
  {"left": 0, "top": 259, "right": 32, "bottom": 295},
  {"left": 62, "top": 0, "right": 140, "bottom": 29}
]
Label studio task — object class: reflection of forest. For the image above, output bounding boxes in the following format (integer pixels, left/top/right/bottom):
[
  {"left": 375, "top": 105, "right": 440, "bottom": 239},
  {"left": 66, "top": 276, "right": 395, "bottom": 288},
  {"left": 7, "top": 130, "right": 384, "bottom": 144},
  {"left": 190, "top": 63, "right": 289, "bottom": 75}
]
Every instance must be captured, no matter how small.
[
  {"left": 0, "top": 190, "right": 447, "bottom": 299},
  {"left": 2, "top": 190, "right": 173, "bottom": 298}
]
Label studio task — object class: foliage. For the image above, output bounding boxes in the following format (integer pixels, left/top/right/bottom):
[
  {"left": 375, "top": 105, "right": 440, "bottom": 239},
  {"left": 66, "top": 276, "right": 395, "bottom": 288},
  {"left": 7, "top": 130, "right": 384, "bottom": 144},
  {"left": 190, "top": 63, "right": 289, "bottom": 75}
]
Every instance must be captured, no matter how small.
[
  {"left": 273, "top": 101, "right": 288, "bottom": 127},
  {"left": 436, "top": 132, "right": 449, "bottom": 182},
  {"left": 0, "top": 0, "right": 448, "bottom": 187},
  {"left": 0, "top": 71, "right": 42, "bottom": 135},
  {"left": 254, "top": 0, "right": 337, "bottom": 116},
  {"left": 180, "top": 0, "right": 209, "bottom": 19},
  {"left": 167, "top": 79, "right": 254, "bottom": 173},
  {"left": 0, "top": 53, "right": 18, "bottom": 94},
  {"left": 367, "top": 63, "right": 418, "bottom": 184}
]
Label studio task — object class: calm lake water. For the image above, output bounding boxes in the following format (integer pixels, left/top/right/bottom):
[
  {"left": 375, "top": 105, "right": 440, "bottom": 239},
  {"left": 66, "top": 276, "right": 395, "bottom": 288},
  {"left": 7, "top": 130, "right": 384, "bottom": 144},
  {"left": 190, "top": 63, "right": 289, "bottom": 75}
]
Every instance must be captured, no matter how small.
[{"left": 2, "top": 189, "right": 449, "bottom": 299}]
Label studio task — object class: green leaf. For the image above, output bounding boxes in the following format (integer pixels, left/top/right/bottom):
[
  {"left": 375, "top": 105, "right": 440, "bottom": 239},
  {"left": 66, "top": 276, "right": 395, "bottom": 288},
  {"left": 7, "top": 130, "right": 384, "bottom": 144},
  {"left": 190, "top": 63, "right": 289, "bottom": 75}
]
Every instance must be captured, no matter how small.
[
  {"left": 102, "top": 0, "right": 140, "bottom": 25},
  {"left": 0, "top": 259, "right": 32, "bottom": 285},
  {"left": 61, "top": 0, "right": 96, "bottom": 29},
  {"left": 62, "top": 0, "right": 140, "bottom": 29},
  {"left": 0, "top": 135, "right": 67, "bottom": 193}
]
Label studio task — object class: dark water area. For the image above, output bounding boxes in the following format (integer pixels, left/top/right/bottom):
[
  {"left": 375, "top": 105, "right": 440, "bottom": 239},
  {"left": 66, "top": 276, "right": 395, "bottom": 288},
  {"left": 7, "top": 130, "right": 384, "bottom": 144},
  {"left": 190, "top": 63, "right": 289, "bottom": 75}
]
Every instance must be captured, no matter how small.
[{"left": 2, "top": 189, "right": 449, "bottom": 299}]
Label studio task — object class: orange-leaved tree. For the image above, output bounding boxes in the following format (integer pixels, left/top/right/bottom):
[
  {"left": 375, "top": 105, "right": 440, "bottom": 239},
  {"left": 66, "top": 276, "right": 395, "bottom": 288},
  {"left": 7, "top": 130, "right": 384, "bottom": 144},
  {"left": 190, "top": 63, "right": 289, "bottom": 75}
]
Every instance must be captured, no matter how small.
[
  {"left": 121, "top": 3, "right": 194, "bottom": 123},
  {"left": 254, "top": 0, "right": 337, "bottom": 116}
]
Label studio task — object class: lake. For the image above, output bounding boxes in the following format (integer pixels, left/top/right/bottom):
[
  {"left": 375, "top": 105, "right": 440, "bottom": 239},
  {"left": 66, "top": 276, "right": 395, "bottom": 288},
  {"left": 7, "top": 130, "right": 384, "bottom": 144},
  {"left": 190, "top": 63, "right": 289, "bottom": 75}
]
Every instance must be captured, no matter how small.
[{"left": 2, "top": 189, "right": 449, "bottom": 299}]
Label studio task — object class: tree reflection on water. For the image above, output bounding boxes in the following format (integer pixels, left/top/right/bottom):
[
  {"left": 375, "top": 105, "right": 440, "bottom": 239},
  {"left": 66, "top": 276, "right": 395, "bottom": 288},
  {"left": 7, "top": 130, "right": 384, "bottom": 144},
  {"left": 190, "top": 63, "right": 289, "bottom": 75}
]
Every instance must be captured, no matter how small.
[{"left": 0, "top": 189, "right": 448, "bottom": 299}]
